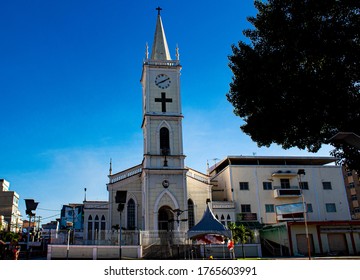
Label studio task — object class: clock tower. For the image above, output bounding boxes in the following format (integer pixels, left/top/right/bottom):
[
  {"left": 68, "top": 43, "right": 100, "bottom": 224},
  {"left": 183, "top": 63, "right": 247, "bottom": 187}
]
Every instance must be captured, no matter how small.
[{"left": 140, "top": 8, "right": 188, "bottom": 232}]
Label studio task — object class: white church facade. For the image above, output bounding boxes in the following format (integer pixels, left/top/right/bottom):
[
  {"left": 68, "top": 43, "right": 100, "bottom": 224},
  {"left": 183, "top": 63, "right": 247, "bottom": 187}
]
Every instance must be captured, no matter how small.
[{"left": 106, "top": 11, "right": 210, "bottom": 239}]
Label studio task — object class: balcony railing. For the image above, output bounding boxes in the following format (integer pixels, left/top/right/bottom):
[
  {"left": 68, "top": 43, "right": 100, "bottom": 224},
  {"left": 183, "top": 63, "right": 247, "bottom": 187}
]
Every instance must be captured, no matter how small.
[
  {"left": 211, "top": 201, "right": 235, "bottom": 209},
  {"left": 273, "top": 187, "right": 302, "bottom": 198},
  {"left": 237, "top": 212, "right": 258, "bottom": 221}
]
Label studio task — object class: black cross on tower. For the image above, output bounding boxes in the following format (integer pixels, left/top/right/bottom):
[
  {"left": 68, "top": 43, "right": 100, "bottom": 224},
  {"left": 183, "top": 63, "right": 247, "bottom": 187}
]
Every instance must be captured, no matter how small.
[
  {"left": 156, "top": 6, "right": 162, "bottom": 15},
  {"left": 155, "top": 92, "right": 172, "bottom": 112}
]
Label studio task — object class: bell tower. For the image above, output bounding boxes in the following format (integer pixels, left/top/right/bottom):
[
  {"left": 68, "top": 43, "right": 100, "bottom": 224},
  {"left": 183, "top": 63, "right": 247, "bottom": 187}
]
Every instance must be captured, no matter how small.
[{"left": 140, "top": 8, "right": 188, "bottom": 232}]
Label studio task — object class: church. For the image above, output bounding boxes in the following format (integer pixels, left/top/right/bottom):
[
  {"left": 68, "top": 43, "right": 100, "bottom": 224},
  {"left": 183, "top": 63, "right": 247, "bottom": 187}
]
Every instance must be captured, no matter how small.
[
  {"left": 105, "top": 9, "right": 211, "bottom": 239},
  {"left": 69, "top": 9, "right": 360, "bottom": 259}
]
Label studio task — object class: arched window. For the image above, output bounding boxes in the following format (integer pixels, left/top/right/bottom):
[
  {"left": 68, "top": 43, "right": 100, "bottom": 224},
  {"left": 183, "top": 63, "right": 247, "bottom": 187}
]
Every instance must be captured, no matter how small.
[
  {"left": 160, "top": 127, "right": 170, "bottom": 155},
  {"left": 188, "top": 199, "right": 195, "bottom": 229},
  {"left": 101, "top": 215, "right": 106, "bottom": 239},
  {"left": 94, "top": 215, "right": 99, "bottom": 236},
  {"left": 221, "top": 214, "right": 225, "bottom": 226},
  {"left": 88, "top": 215, "right": 93, "bottom": 241},
  {"left": 127, "top": 199, "right": 136, "bottom": 230}
]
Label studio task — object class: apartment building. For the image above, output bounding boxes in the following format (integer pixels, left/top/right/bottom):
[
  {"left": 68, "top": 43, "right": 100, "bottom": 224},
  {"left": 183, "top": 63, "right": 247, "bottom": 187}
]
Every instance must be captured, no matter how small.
[
  {"left": 0, "top": 179, "right": 22, "bottom": 232},
  {"left": 342, "top": 166, "right": 360, "bottom": 220},
  {"left": 208, "top": 156, "right": 360, "bottom": 256}
]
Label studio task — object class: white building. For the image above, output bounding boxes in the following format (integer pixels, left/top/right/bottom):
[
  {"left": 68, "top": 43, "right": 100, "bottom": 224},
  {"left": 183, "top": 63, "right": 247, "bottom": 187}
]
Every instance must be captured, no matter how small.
[
  {"left": 208, "top": 156, "right": 360, "bottom": 256},
  {"left": 0, "top": 179, "right": 22, "bottom": 232}
]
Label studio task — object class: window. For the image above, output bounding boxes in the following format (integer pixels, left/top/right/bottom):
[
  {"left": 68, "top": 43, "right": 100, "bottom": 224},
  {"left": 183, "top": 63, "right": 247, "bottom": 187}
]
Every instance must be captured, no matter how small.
[
  {"left": 322, "top": 182, "right": 332, "bottom": 190},
  {"left": 188, "top": 199, "right": 195, "bottom": 229},
  {"left": 88, "top": 215, "right": 93, "bottom": 240},
  {"left": 239, "top": 182, "right": 249, "bottom": 190},
  {"left": 241, "top": 204, "right": 251, "bottom": 213},
  {"left": 127, "top": 199, "right": 136, "bottom": 230},
  {"left": 354, "top": 208, "right": 360, "bottom": 213},
  {"left": 351, "top": 195, "right": 358, "bottom": 201},
  {"left": 220, "top": 214, "right": 225, "bottom": 225},
  {"left": 280, "top": 179, "right": 290, "bottom": 189},
  {"left": 348, "top": 182, "right": 355, "bottom": 189},
  {"left": 265, "top": 204, "right": 275, "bottom": 213},
  {"left": 299, "top": 182, "right": 309, "bottom": 190},
  {"left": 306, "top": 203, "right": 313, "bottom": 213},
  {"left": 160, "top": 127, "right": 170, "bottom": 155},
  {"left": 263, "top": 182, "right": 272, "bottom": 190},
  {"left": 326, "top": 203, "right": 336, "bottom": 213}
]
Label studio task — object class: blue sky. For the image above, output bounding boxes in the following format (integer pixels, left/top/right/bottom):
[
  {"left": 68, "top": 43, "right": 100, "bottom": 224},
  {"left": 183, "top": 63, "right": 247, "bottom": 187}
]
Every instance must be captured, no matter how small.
[{"left": 0, "top": 0, "right": 333, "bottom": 223}]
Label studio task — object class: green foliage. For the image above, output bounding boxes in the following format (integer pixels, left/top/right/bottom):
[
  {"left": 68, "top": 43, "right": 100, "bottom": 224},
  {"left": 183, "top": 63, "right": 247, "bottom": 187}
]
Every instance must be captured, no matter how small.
[
  {"left": 227, "top": 222, "right": 254, "bottom": 244},
  {"left": 227, "top": 0, "right": 360, "bottom": 171},
  {"left": 0, "top": 231, "right": 19, "bottom": 242}
]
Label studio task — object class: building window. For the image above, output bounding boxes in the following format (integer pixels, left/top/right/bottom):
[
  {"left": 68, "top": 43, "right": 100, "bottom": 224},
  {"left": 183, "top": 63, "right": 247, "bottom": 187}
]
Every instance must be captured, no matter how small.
[
  {"left": 280, "top": 179, "right": 290, "bottom": 189},
  {"left": 265, "top": 204, "right": 275, "bottom": 213},
  {"left": 348, "top": 182, "right": 355, "bottom": 189},
  {"left": 307, "top": 203, "right": 313, "bottom": 213},
  {"left": 351, "top": 195, "right": 358, "bottom": 201},
  {"left": 127, "top": 199, "right": 136, "bottom": 230},
  {"left": 326, "top": 203, "right": 337, "bottom": 213},
  {"left": 241, "top": 204, "right": 251, "bottom": 213},
  {"left": 88, "top": 215, "right": 93, "bottom": 240},
  {"left": 322, "top": 182, "right": 332, "bottom": 190},
  {"left": 263, "top": 182, "right": 272, "bottom": 190},
  {"left": 221, "top": 214, "right": 225, "bottom": 225},
  {"left": 299, "top": 181, "right": 309, "bottom": 190},
  {"left": 239, "top": 182, "right": 249, "bottom": 190},
  {"left": 160, "top": 127, "right": 170, "bottom": 155},
  {"left": 101, "top": 215, "right": 106, "bottom": 239},
  {"left": 13, "top": 197, "right": 19, "bottom": 206},
  {"left": 188, "top": 199, "right": 195, "bottom": 229},
  {"left": 354, "top": 208, "right": 360, "bottom": 213}
]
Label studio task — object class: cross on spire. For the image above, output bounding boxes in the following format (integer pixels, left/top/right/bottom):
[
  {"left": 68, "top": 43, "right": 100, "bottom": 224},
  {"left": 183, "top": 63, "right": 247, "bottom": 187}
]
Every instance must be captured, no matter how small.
[
  {"left": 155, "top": 92, "right": 172, "bottom": 112},
  {"left": 156, "top": 6, "right": 162, "bottom": 15}
]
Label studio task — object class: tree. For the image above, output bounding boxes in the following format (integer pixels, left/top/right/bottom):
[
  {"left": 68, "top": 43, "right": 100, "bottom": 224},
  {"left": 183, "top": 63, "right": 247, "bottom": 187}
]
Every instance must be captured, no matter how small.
[
  {"left": 228, "top": 222, "right": 254, "bottom": 258},
  {"left": 227, "top": 0, "right": 360, "bottom": 171}
]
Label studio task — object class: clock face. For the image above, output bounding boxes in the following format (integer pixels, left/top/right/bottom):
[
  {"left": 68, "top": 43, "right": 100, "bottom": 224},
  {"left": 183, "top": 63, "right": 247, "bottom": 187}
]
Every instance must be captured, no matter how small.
[
  {"left": 162, "top": 179, "right": 170, "bottom": 188},
  {"left": 155, "top": 74, "right": 171, "bottom": 89}
]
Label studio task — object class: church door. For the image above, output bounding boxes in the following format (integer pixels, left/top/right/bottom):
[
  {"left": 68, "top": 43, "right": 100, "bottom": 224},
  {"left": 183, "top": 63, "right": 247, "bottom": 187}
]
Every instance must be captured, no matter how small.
[
  {"left": 158, "top": 206, "right": 174, "bottom": 245},
  {"left": 158, "top": 206, "right": 174, "bottom": 231}
]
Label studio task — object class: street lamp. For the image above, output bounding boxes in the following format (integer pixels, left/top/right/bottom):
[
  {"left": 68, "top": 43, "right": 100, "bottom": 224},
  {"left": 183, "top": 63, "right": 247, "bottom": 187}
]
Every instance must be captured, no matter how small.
[
  {"left": 24, "top": 199, "right": 38, "bottom": 257},
  {"left": 297, "top": 169, "right": 311, "bottom": 260},
  {"left": 115, "top": 191, "right": 127, "bottom": 260}
]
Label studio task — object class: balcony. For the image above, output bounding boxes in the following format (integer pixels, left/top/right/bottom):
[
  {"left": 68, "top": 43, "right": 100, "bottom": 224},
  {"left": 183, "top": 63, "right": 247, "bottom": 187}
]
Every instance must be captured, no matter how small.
[
  {"left": 271, "top": 170, "right": 298, "bottom": 177},
  {"left": 277, "top": 212, "right": 304, "bottom": 221},
  {"left": 211, "top": 201, "right": 235, "bottom": 209},
  {"left": 273, "top": 186, "right": 302, "bottom": 198},
  {"left": 237, "top": 212, "right": 258, "bottom": 221}
]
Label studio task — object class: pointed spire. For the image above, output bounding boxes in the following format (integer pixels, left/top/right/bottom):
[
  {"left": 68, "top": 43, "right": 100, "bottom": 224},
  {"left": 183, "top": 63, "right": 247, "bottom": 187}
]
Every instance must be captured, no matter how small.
[
  {"left": 145, "top": 42, "right": 149, "bottom": 59},
  {"left": 151, "top": 7, "right": 171, "bottom": 61},
  {"left": 109, "top": 158, "right": 112, "bottom": 175},
  {"left": 175, "top": 44, "right": 180, "bottom": 61}
]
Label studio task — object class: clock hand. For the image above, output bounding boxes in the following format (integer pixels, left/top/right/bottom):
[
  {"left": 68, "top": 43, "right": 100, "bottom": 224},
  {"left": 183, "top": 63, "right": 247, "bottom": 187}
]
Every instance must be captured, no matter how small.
[{"left": 157, "top": 78, "right": 170, "bottom": 85}]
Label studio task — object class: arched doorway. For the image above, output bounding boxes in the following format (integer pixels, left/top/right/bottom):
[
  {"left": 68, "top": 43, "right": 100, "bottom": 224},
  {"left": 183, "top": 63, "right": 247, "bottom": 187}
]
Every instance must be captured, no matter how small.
[
  {"left": 158, "top": 206, "right": 174, "bottom": 231},
  {"left": 158, "top": 206, "right": 174, "bottom": 246}
]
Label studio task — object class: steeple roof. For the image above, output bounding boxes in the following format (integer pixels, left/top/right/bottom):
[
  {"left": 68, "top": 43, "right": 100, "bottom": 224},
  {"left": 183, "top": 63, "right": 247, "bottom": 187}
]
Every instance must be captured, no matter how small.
[{"left": 151, "top": 12, "right": 171, "bottom": 61}]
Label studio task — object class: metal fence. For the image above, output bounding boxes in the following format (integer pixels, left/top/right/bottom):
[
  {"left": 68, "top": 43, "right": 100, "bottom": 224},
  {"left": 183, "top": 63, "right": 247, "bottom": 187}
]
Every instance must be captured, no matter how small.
[{"left": 48, "top": 229, "right": 188, "bottom": 246}]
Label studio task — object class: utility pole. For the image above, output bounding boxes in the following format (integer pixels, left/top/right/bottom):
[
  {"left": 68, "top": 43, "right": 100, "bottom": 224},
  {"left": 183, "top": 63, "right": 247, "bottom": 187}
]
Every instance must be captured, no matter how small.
[{"left": 297, "top": 169, "right": 311, "bottom": 260}]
